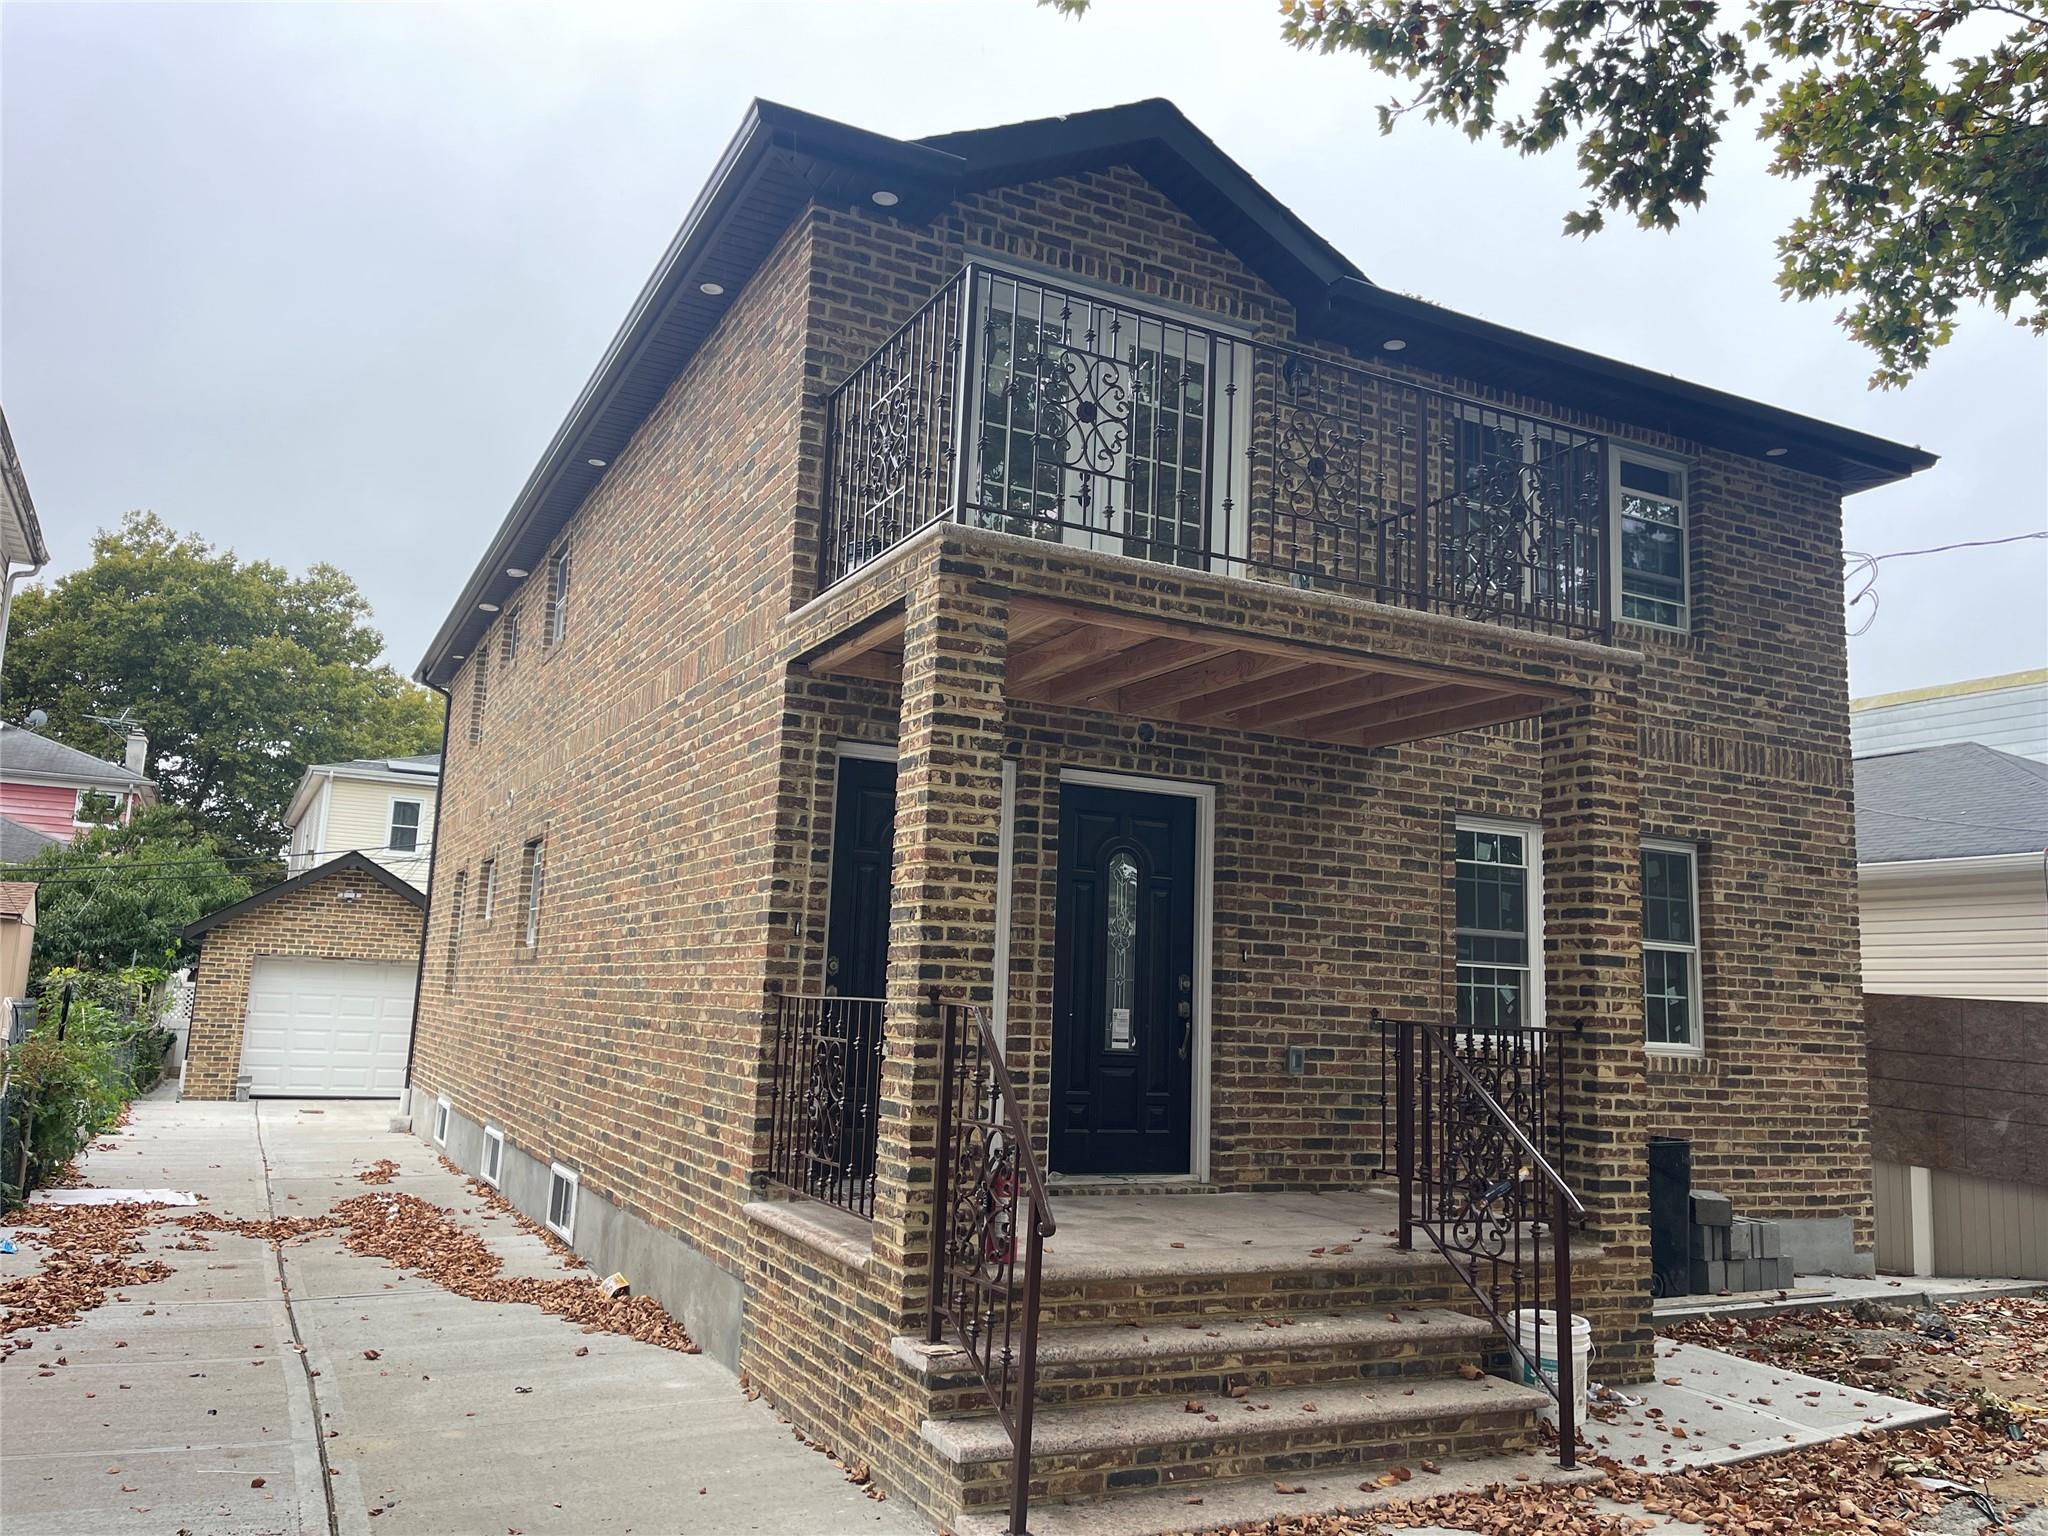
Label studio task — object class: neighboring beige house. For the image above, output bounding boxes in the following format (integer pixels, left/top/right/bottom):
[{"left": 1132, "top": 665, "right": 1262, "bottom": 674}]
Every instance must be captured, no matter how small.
[
  {"left": 284, "top": 754, "right": 439, "bottom": 889},
  {"left": 0, "top": 881, "right": 35, "bottom": 1014},
  {"left": 1855, "top": 744, "right": 2048, "bottom": 1004}
]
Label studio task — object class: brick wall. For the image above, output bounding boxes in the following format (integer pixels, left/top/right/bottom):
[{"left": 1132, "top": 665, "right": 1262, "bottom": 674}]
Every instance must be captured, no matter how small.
[{"left": 183, "top": 865, "right": 424, "bottom": 1100}]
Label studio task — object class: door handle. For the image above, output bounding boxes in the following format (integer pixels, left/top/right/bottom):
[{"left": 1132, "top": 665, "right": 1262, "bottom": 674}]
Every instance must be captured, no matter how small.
[{"left": 1179, "top": 1017, "right": 1191, "bottom": 1061}]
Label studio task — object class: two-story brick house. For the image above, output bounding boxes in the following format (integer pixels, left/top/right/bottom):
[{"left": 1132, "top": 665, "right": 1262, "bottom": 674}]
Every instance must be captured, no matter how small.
[{"left": 407, "top": 100, "right": 1933, "bottom": 1532}]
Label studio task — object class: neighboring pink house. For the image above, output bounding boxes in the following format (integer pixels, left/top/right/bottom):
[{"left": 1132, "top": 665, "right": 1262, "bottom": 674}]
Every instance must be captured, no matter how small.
[{"left": 0, "top": 721, "right": 155, "bottom": 845}]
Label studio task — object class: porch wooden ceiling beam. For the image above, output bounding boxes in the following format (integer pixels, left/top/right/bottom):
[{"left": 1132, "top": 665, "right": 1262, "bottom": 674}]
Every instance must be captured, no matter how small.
[
  {"left": 1102, "top": 650, "right": 1302, "bottom": 714},
  {"left": 1168, "top": 662, "right": 1358, "bottom": 721},
  {"left": 1034, "top": 639, "right": 1231, "bottom": 708},
  {"left": 1348, "top": 691, "right": 1551, "bottom": 749},
  {"left": 1200, "top": 672, "right": 1446, "bottom": 734},
  {"left": 1008, "top": 605, "right": 1073, "bottom": 646},
  {"left": 805, "top": 609, "right": 908, "bottom": 678},
  {"left": 1291, "top": 681, "right": 1498, "bottom": 739},
  {"left": 1005, "top": 596, "right": 1575, "bottom": 703},
  {"left": 1007, "top": 623, "right": 1152, "bottom": 694}
]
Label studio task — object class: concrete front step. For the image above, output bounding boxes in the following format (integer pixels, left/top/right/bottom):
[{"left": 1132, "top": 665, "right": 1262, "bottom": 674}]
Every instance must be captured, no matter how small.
[
  {"left": 922, "top": 1373, "right": 1548, "bottom": 1511},
  {"left": 1036, "top": 1252, "right": 1473, "bottom": 1326},
  {"left": 895, "top": 1306, "right": 1501, "bottom": 1417}
]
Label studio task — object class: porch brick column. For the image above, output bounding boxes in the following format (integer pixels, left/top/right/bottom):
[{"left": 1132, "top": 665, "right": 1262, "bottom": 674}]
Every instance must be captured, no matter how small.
[
  {"left": 871, "top": 561, "right": 1009, "bottom": 1334},
  {"left": 1541, "top": 678, "right": 1654, "bottom": 1382}
]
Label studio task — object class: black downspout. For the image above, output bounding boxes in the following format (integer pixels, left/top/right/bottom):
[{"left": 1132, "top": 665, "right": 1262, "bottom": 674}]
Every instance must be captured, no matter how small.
[{"left": 398, "top": 685, "right": 454, "bottom": 1115}]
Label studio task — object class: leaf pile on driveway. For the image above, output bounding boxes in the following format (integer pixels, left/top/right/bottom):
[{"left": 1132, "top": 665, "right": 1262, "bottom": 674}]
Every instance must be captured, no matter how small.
[
  {"left": 0, "top": 1202, "right": 171, "bottom": 1359},
  {"left": 5, "top": 1189, "right": 694, "bottom": 1359},
  {"left": 355, "top": 1158, "right": 401, "bottom": 1185}
]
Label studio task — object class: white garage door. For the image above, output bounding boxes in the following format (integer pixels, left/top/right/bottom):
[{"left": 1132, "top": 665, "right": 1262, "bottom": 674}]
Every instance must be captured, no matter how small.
[{"left": 241, "top": 957, "right": 416, "bottom": 1098}]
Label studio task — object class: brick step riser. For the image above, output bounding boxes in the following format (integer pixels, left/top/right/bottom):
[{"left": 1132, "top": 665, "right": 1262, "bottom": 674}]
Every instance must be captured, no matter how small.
[
  {"left": 949, "top": 1405, "right": 1539, "bottom": 1509},
  {"left": 922, "top": 1334, "right": 1491, "bottom": 1418},
  {"left": 1039, "top": 1275, "right": 1467, "bottom": 1326}
]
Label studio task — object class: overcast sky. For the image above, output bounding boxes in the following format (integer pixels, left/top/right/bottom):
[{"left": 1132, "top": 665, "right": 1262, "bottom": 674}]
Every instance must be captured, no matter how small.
[{"left": 4, "top": 2, "right": 2043, "bottom": 699}]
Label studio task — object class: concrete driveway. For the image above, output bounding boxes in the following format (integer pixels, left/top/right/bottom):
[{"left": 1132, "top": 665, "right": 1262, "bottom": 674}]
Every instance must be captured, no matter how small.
[{"left": 0, "top": 1091, "right": 920, "bottom": 1536}]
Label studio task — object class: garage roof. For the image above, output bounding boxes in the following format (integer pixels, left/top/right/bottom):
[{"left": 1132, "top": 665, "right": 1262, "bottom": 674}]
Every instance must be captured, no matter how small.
[
  {"left": 1855, "top": 743, "right": 2048, "bottom": 865},
  {"left": 181, "top": 850, "right": 426, "bottom": 941}
]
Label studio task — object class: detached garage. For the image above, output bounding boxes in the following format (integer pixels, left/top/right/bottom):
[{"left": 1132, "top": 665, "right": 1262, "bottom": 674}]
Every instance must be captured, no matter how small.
[{"left": 181, "top": 852, "right": 427, "bottom": 1101}]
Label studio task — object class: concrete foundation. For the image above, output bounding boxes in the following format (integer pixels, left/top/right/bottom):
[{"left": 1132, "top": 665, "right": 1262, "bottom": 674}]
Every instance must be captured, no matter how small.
[{"left": 407, "top": 1086, "right": 746, "bottom": 1369}]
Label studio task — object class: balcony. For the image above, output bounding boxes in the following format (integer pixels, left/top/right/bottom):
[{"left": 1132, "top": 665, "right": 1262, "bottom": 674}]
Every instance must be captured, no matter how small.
[{"left": 820, "top": 263, "right": 1613, "bottom": 642}]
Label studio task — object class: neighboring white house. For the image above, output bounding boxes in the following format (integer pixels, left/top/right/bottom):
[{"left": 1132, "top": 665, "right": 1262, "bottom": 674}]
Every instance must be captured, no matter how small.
[
  {"left": 1852, "top": 668, "right": 2048, "bottom": 765},
  {"left": 284, "top": 754, "right": 439, "bottom": 889},
  {"left": 1855, "top": 742, "right": 2048, "bottom": 1003}
]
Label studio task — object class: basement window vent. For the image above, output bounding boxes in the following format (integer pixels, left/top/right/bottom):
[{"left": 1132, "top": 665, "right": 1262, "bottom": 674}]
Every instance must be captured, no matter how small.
[
  {"left": 546, "top": 1163, "right": 578, "bottom": 1242},
  {"left": 432, "top": 1095, "right": 451, "bottom": 1147},
  {"left": 481, "top": 1125, "right": 504, "bottom": 1188}
]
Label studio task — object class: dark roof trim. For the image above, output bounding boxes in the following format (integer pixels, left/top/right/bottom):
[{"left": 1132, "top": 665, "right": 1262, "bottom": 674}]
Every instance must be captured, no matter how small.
[
  {"left": 1324, "top": 282, "right": 1936, "bottom": 493},
  {"left": 181, "top": 850, "right": 426, "bottom": 941},
  {"left": 419, "top": 97, "right": 1938, "bottom": 684}
]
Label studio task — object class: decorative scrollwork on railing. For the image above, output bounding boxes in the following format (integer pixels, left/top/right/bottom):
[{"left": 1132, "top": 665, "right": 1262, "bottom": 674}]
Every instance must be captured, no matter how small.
[{"left": 765, "top": 995, "right": 887, "bottom": 1221}]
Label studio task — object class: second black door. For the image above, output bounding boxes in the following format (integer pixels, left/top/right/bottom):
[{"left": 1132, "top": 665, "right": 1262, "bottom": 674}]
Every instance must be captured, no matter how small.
[{"left": 1052, "top": 782, "right": 1198, "bottom": 1176}]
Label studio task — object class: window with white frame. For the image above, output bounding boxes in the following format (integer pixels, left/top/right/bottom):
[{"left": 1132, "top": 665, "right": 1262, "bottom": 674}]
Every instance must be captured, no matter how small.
[
  {"left": 433, "top": 1094, "right": 451, "bottom": 1146},
  {"left": 521, "top": 839, "right": 545, "bottom": 948},
  {"left": 1642, "top": 840, "right": 1703, "bottom": 1051},
  {"left": 389, "top": 799, "right": 423, "bottom": 853},
  {"left": 445, "top": 870, "right": 467, "bottom": 984},
  {"left": 546, "top": 1163, "right": 578, "bottom": 1240},
  {"left": 74, "top": 789, "right": 123, "bottom": 828},
  {"left": 1454, "top": 821, "right": 1542, "bottom": 1032},
  {"left": 481, "top": 1125, "right": 504, "bottom": 1187},
  {"left": 479, "top": 858, "right": 496, "bottom": 924},
  {"left": 1614, "top": 453, "right": 1689, "bottom": 629},
  {"left": 544, "top": 541, "right": 571, "bottom": 647}
]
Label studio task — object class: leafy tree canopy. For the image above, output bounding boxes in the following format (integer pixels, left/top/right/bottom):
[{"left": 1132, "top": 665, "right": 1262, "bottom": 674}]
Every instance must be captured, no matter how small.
[
  {"left": 3, "top": 513, "right": 443, "bottom": 864},
  {"left": 2, "top": 806, "right": 250, "bottom": 979},
  {"left": 1045, "top": 0, "right": 2046, "bottom": 386}
]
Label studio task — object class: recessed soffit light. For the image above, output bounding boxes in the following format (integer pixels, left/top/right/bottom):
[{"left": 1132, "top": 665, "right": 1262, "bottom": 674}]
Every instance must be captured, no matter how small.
[
  {"left": 871, "top": 189, "right": 900, "bottom": 208},
  {"left": 586, "top": 457, "right": 607, "bottom": 468},
  {"left": 1381, "top": 338, "right": 1408, "bottom": 353},
  {"left": 1765, "top": 447, "right": 1789, "bottom": 458},
  {"left": 478, "top": 602, "right": 500, "bottom": 613},
  {"left": 505, "top": 566, "right": 530, "bottom": 579},
  {"left": 699, "top": 280, "right": 725, "bottom": 296}
]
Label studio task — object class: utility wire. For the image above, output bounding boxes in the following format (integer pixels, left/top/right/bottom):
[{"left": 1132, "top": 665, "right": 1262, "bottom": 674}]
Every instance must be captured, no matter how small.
[{"left": 1846, "top": 529, "right": 2048, "bottom": 637}]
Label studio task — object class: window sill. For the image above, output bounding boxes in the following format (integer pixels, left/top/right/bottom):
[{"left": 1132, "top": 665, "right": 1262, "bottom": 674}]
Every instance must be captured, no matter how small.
[{"left": 1644, "top": 1049, "right": 1714, "bottom": 1077}]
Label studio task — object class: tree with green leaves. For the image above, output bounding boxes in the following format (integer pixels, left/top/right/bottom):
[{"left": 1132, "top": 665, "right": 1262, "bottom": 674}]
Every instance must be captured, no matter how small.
[
  {"left": 1045, "top": 0, "right": 2046, "bottom": 386},
  {"left": 2, "top": 513, "right": 442, "bottom": 864},
  {"left": 2, "top": 806, "right": 249, "bottom": 979}
]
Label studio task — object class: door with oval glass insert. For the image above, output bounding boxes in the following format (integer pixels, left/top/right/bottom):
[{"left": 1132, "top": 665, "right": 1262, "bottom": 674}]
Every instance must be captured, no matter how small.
[{"left": 1052, "top": 782, "right": 1197, "bottom": 1175}]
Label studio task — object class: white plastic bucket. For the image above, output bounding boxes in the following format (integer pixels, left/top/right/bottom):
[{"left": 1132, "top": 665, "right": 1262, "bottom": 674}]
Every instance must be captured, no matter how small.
[{"left": 1507, "top": 1308, "right": 1592, "bottom": 1423}]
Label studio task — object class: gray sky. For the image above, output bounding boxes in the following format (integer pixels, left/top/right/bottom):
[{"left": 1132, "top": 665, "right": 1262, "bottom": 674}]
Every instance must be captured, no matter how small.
[{"left": 4, "top": 2, "right": 2043, "bottom": 698}]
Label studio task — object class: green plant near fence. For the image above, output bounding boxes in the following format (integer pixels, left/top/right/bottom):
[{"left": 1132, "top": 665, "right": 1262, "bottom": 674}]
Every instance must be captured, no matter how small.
[{"left": 1, "top": 966, "right": 175, "bottom": 1206}]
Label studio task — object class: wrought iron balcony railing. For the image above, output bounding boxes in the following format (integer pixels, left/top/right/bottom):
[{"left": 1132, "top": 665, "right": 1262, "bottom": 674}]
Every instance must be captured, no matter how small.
[{"left": 821, "top": 263, "right": 1612, "bottom": 640}]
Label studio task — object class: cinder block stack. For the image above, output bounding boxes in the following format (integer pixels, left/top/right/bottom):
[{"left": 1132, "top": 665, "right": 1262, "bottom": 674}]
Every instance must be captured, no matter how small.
[{"left": 1686, "top": 1191, "right": 1795, "bottom": 1293}]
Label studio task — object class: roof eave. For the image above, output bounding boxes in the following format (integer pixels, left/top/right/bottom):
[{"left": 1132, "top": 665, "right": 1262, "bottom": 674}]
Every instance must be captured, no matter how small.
[{"left": 1324, "top": 280, "right": 1937, "bottom": 493}]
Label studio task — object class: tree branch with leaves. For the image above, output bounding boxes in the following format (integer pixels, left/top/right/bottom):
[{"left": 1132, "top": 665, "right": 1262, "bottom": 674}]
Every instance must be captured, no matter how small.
[{"left": 1045, "top": 0, "right": 2046, "bottom": 385}]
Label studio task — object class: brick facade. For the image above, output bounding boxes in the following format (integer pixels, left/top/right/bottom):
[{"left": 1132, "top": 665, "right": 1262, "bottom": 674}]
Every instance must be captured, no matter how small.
[
  {"left": 183, "top": 863, "right": 425, "bottom": 1100},
  {"left": 409, "top": 152, "right": 1874, "bottom": 1520}
]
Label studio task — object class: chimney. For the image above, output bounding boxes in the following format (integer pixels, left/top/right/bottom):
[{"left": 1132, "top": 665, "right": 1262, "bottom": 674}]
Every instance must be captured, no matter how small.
[{"left": 124, "top": 727, "right": 147, "bottom": 777}]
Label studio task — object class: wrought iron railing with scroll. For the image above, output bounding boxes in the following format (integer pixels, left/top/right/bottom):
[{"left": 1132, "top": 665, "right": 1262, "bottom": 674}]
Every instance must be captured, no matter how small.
[
  {"left": 928, "top": 1000, "right": 1057, "bottom": 1536},
  {"left": 765, "top": 993, "right": 888, "bottom": 1221},
  {"left": 1373, "top": 1010, "right": 1586, "bottom": 1468},
  {"left": 821, "top": 262, "right": 1612, "bottom": 640}
]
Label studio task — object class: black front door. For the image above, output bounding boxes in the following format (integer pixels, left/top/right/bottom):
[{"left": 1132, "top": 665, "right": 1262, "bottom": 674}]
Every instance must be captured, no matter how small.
[
  {"left": 1052, "top": 782, "right": 1198, "bottom": 1176},
  {"left": 816, "top": 754, "right": 895, "bottom": 1192},
  {"left": 826, "top": 754, "right": 896, "bottom": 1000}
]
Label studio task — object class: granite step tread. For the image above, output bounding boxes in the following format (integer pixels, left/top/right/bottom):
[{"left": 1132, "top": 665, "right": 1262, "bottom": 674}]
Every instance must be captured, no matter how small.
[{"left": 921, "top": 1371, "right": 1548, "bottom": 1467}]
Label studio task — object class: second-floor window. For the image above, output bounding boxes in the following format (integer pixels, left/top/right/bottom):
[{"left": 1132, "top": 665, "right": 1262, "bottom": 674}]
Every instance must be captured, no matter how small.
[
  {"left": 544, "top": 541, "right": 571, "bottom": 647},
  {"left": 468, "top": 649, "right": 490, "bottom": 746},
  {"left": 447, "top": 869, "right": 468, "bottom": 984},
  {"left": 521, "top": 838, "right": 545, "bottom": 948},
  {"left": 1614, "top": 453, "right": 1689, "bottom": 630},
  {"left": 75, "top": 789, "right": 123, "bottom": 829},
  {"left": 389, "top": 799, "right": 423, "bottom": 853}
]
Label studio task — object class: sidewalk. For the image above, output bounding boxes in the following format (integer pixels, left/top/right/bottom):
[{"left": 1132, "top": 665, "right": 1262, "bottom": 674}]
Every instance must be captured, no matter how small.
[{"left": 0, "top": 1092, "right": 919, "bottom": 1536}]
